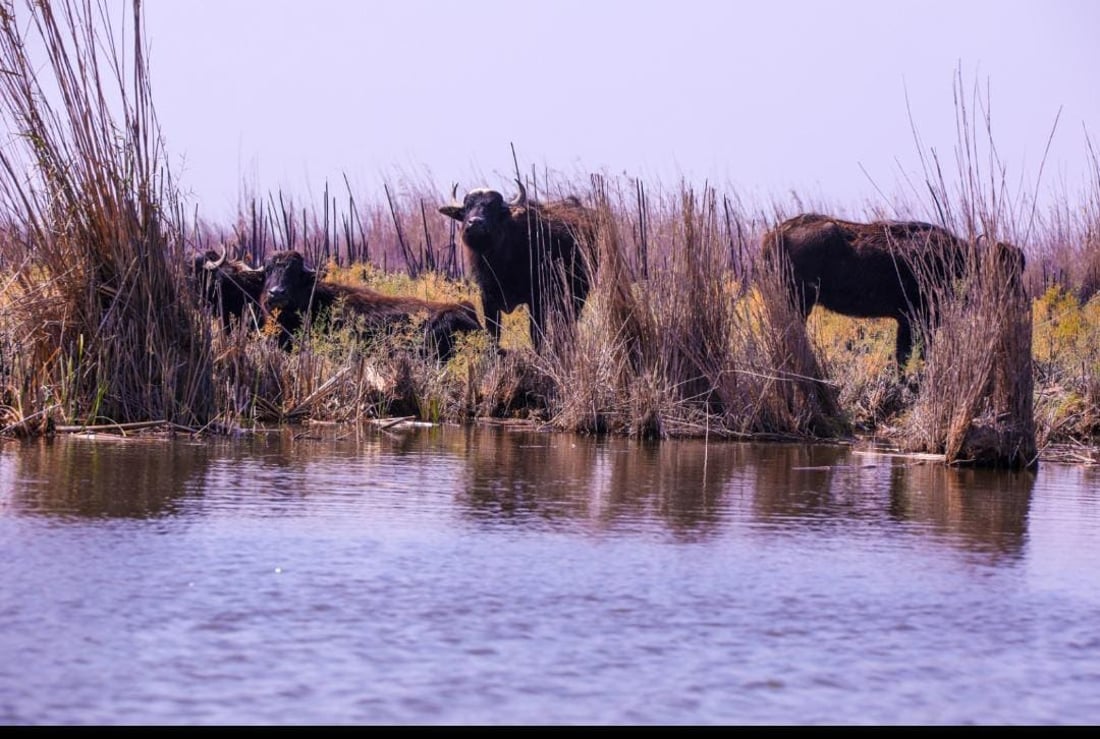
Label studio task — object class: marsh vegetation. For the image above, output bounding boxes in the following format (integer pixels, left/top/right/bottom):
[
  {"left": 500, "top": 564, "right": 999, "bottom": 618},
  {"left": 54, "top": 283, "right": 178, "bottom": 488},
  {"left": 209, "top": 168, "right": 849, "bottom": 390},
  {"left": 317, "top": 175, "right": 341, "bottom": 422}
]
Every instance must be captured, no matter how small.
[{"left": 1, "top": 1, "right": 1097, "bottom": 470}]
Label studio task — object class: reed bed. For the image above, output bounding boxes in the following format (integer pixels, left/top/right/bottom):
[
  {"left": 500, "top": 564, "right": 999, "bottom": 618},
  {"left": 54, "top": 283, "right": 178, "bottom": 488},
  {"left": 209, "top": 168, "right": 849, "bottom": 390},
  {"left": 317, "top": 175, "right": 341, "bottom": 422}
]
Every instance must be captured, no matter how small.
[
  {"left": 891, "top": 78, "right": 1041, "bottom": 468},
  {"left": 2, "top": 1, "right": 1098, "bottom": 469},
  {"left": 0, "top": 0, "right": 213, "bottom": 434}
]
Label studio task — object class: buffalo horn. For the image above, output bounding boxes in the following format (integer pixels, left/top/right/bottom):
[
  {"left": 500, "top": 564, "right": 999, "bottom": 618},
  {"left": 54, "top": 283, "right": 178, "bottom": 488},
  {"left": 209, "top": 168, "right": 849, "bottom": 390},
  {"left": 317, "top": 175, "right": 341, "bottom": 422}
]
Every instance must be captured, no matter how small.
[
  {"left": 203, "top": 244, "right": 228, "bottom": 271},
  {"left": 509, "top": 178, "right": 527, "bottom": 208}
]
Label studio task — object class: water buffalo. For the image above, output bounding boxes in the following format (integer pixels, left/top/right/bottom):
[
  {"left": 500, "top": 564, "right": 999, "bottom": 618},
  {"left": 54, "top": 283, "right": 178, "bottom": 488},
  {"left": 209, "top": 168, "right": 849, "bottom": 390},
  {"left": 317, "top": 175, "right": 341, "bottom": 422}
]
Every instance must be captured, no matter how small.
[
  {"left": 762, "top": 213, "right": 1025, "bottom": 368},
  {"left": 260, "top": 250, "right": 482, "bottom": 361},
  {"left": 439, "top": 180, "right": 594, "bottom": 352},
  {"left": 190, "top": 246, "right": 266, "bottom": 332}
]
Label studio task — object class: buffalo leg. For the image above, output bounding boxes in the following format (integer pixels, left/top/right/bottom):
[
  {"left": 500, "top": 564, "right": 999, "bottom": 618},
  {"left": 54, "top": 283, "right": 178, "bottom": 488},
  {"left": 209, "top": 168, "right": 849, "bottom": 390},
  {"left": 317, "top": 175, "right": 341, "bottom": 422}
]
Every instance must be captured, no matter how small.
[
  {"left": 895, "top": 316, "right": 913, "bottom": 369},
  {"left": 482, "top": 294, "right": 504, "bottom": 348},
  {"left": 528, "top": 293, "right": 547, "bottom": 351}
]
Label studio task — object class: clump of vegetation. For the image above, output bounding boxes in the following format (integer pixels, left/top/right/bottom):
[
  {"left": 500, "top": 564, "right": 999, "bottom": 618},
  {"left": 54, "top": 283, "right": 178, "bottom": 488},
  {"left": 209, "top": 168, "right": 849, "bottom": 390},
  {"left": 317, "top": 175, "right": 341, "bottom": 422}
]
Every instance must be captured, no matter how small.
[
  {"left": 0, "top": 0, "right": 213, "bottom": 434},
  {"left": 1031, "top": 286, "right": 1100, "bottom": 444},
  {"left": 810, "top": 313, "right": 910, "bottom": 433}
]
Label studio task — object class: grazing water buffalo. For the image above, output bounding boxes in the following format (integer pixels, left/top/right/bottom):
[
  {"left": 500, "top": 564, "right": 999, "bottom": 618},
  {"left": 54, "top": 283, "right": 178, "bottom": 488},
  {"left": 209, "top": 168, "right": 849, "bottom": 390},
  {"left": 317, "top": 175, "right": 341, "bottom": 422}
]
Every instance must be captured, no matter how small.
[
  {"left": 762, "top": 213, "right": 1025, "bottom": 368},
  {"left": 190, "top": 246, "right": 266, "bottom": 332},
  {"left": 439, "top": 180, "right": 594, "bottom": 351},
  {"left": 260, "top": 250, "right": 482, "bottom": 361}
]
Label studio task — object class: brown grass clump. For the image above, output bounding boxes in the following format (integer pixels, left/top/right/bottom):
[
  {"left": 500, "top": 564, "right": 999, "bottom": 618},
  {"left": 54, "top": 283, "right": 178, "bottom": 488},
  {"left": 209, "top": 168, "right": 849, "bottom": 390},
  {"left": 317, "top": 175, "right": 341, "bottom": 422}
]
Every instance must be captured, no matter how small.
[
  {"left": 0, "top": 0, "right": 213, "bottom": 432},
  {"left": 902, "top": 236, "right": 1036, "bottom": 467},
  {"left": 531, "top": 176, "right": 849, "bottom": 440},
  {"left": 896, "top": 76, "right": 1037, "bottom": 469}
]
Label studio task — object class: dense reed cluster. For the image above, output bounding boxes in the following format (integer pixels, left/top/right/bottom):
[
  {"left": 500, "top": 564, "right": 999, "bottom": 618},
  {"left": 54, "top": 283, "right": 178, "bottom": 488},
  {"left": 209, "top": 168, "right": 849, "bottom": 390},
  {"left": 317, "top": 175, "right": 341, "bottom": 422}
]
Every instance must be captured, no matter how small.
[{"left": 2, "top": 0, "right": 1098, "bottom": 471}]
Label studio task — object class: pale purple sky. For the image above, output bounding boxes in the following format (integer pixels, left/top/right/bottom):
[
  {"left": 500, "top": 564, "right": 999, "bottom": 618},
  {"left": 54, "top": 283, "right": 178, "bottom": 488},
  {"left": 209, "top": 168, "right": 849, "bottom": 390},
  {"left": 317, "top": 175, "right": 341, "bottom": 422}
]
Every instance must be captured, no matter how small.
[{"left": 143, "top": 0, "right": 1100, "bottom": 221}]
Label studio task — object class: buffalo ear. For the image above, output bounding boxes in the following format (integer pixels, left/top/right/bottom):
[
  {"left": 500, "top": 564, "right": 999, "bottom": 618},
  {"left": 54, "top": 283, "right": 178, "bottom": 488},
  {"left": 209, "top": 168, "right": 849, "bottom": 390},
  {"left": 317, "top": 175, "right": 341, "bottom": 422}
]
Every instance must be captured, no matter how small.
[{"left": 439, "top": 205, "right": 464, "bottom": 221}]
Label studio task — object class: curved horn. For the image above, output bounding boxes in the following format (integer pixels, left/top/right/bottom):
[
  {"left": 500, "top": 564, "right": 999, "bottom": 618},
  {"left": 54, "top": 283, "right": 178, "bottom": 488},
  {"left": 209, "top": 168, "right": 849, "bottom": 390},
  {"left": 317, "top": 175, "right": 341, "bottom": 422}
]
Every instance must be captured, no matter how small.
[
  {"left": 509, "top": 178, "right": 527, "bottom": 208},
  {"left": 203, "top": 243, "right": 228, "bottom": 271},
  {"left": 451, "top": 182, "right": 459, "bottom": 201}
]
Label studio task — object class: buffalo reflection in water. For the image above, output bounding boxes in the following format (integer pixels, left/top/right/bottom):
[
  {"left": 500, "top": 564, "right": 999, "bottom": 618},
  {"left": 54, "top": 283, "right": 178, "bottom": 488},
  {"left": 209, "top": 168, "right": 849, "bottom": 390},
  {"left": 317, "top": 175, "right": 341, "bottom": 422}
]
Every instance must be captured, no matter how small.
[
  {"left": 458, "top": 432, "right": 1035, "bottom": 557},
  {"left": 7, "top": 428, "right": 1033, "bottom": 558},
  {"left": 748, "top": 444, "right": 1035, "bottom": 560},
  {"left": 458, "top": 430, "right": 745, "bottom": 539}
]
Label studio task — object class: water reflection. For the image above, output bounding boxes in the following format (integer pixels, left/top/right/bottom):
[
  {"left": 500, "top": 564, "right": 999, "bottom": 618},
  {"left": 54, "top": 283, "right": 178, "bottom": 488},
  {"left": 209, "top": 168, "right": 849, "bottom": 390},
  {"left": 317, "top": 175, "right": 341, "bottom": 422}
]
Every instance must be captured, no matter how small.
[
  {"left": 1, "top": 427, "right": 1037, "bottom": 560},
  {"left": 456, "top": 431, "right": 746, "bottom": 539},
  {"left": 2, "top": 425, "right": 1084, "bottom": 725},
  {"left": 744, "top": 443, "right": 1034, "bottom": 560},
  {"left": 458, "top": 428, "right": 600, "bottom": 522},
  {"left": 5, "top": 436, "right": 214, "bottom": 518},
  {"left": 454, "top": 430, "right": 1035, "bottom": 558},
  {"left": 885, "top": 461, "right": 1034, "bottom": 559},
  {"left": 590, "top": 437, "right": 741, "bottom": 538}
]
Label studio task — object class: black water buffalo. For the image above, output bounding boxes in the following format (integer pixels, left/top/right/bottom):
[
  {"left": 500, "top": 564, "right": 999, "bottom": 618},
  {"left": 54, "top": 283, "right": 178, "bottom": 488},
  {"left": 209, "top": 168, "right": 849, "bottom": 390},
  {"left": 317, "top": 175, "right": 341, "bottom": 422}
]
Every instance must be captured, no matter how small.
[
  {"left": 439, "top": 180, "right": 594, "bottom": 351},
  {"left": 190, "top": 246, "right": 266, "bottom": 332},
  {"left": 762, "top": 213, "right": 1025, "bottom": 368},
  {"left": 260, "top": 250, "right": 482, "bottom": 361}
]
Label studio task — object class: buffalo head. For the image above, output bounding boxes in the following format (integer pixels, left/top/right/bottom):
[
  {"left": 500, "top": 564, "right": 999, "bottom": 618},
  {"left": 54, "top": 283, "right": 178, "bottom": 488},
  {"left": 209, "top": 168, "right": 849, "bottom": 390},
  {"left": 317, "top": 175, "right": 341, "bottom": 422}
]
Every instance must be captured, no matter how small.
[
  {"left": 262, "top": 250, "right": 319, "bottom": 314},
  {"left": 438, "top": 179, "right": 527, "bottom": 255},
  {"left": 190, "top": 246, "right": 228, "bottom": 299},
  {"left": 190, "top": 244, "right": 265, "bottom": 330},
  {"left": 977, "top": 234, "right": 1027, "bottom": 285}
]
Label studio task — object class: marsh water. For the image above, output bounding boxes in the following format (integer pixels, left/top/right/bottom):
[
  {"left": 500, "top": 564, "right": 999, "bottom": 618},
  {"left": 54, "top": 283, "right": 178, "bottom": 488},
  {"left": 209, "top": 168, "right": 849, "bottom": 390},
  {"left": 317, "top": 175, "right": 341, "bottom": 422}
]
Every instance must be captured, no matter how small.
[{"left": 1, "top": 424, "right": 1098, "bottom": 726}]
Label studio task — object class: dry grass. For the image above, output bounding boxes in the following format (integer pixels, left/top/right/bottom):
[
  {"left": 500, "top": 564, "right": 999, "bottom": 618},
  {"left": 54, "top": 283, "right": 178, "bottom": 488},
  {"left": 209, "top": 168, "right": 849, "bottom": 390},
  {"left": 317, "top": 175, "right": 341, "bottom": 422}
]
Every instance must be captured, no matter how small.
[
  {"left": 2, "top": 2, "right": 1098, "bottom": 471},
  {"left": 525, "top": 176, "right": 851, "bottom": 440},
  {"left": 752, "top": 230, "right": 847, "bottom": 438},
  {"left": 899, "top": 237, "right": 1036, "bottom": 468},
  {"left": 0, "top": 0, "right": 213, "bottom": 433},
  {"left": 890, "top": 74, "right": 1038, "bottom": 469}
]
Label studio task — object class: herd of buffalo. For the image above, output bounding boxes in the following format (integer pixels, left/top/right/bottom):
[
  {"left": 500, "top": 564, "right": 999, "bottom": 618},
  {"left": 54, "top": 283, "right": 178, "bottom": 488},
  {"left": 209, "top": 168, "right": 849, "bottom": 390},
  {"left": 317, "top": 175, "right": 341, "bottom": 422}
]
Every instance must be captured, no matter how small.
[{"left": 191, "top": 181, "right": 1026, "bottom": 368}]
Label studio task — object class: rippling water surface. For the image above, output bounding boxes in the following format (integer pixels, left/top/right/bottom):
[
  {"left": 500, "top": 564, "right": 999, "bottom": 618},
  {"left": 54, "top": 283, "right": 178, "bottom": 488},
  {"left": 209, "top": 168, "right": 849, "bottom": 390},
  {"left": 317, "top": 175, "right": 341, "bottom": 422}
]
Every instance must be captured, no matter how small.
[{"left": 2, "top": 426, "right": 1099, "bottom": 725}]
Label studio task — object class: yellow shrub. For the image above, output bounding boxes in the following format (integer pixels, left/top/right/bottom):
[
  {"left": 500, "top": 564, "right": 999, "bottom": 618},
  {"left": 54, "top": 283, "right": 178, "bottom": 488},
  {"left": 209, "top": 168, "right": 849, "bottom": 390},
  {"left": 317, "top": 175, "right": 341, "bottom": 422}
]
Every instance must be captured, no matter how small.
[{"left": 1033, "top": 285, "right": 1100, "bottom": 371}]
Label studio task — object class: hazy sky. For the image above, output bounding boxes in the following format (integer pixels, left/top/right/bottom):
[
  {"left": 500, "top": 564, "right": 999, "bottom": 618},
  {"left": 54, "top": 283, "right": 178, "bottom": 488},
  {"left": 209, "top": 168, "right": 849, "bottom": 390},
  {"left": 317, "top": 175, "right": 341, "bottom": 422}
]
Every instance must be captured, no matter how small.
[{"left": 142, "top": 0, "right": 1100, "bottom": 221}]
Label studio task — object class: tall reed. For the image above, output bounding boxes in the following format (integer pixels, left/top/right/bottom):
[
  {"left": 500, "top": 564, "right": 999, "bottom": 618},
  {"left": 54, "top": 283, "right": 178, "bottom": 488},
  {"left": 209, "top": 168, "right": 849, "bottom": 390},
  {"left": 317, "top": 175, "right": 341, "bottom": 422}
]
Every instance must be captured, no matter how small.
[
  {"left": 530, "top": 174, "right": 847, "bottom": 439},
  {"left": 900, "top": 74, "right": 1037, "bottom": 468},
  {"left": 0, "top": 0, "right": 213, "bottom": 430}
]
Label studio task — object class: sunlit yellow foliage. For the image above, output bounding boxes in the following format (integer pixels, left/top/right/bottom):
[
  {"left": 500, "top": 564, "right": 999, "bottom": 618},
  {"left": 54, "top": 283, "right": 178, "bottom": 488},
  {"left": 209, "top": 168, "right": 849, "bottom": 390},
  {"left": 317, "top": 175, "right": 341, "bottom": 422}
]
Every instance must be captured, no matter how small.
[
  {"left": 321, "top": 261, "right": 533, "bottom": 351},
  {"left": 807, "top": 309, "right": 896, "bottom": 376},
  {"left": 1032, "top": 285, "right": 1100, "bottom": 372}
]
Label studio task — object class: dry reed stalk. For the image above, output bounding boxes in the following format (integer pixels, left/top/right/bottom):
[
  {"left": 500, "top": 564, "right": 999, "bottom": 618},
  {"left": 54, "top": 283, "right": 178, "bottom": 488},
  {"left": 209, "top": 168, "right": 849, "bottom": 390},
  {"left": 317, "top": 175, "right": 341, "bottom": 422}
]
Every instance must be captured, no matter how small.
[
  {"left": 532, "top": 179, "right": 730, "bottom": 437},
  {"left": 901, "top": 71, "right": 1038, "bottom": 469},
  {"left": 539, "top": 175, "right": 649, "bottom": 434},
  {"left": 904, "top": 236, "right": 1036, "bottom": 468},
  {"left": 0, "top": 0, "right": 213, "bottom": 429}
]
